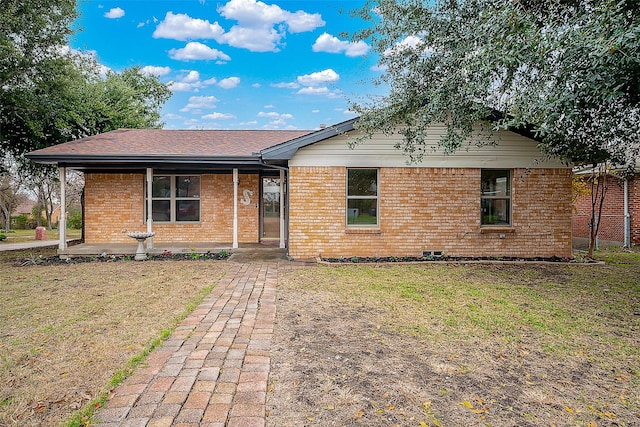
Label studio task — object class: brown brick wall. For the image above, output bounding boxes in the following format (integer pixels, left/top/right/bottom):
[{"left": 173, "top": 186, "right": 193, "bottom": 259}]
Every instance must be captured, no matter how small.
[
  {"left": 84, "top": 173, "right": 259, "bottom": 244},
  {"left": 288, "top": 167, "right": 573, "bottom": 259},
  {"left": 572, "top": 175, "right": 639, "bottom": 244}
]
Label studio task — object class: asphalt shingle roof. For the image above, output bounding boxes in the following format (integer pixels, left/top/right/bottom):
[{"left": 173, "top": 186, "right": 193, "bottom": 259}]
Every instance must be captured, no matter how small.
[{"left": 28, "top": 128, "right": 313, "bottom": 158}]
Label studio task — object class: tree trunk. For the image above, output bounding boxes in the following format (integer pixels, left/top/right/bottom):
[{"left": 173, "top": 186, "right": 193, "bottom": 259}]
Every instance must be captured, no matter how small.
[
  {"left": 1, "top": 205, "right": 10, "bottom": 232},
  {"left": 45, "top": 195, "right": 53, "bottom": 230}
]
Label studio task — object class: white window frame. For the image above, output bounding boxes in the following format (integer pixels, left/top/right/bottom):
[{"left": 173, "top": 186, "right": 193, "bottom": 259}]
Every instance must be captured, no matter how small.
[
  {"left": 346, "top": 168, "right": 379, "bottom": 227},
  {"left": 145, "top": 175, "right": 201, "bottom": 223}
]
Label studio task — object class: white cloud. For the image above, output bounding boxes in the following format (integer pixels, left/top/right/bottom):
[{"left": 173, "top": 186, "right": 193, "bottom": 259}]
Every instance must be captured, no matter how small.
[
  {"left": 258, "top": 111, "right": 295, "bottom": 127},
  {"left": 182, "top": 70, "right": 201, "bottom": 83},
  {"left": 312, "top": 33, "right": 369, "bottom": 57},
  {"left": 216, "top": 0, "right": 324, "bottom": 52},
  {"left": 168, "top": 42, "right": 231, "bottom": 61},
  {"left": 140, "top": 66, "right": 171, "bottom": 76},
  {"left": 200, "top": 97, "right": 220, "bottom": 108},
  {"left": 218, "top": 0, "right": 322, "bottom": 31},
  {"left": 297, "top": 86, "right": 342, "bottom": 98},
  {"left": 164, "top": 113, "right": 183, "bottom": 120},
  {"left": 252, "top": 83, "right": 261, "bottom": 88},
  {"left": 104, "top": 7, "right": 125, "bottom": 19},
  {"left": 218, "top": 76, "right": 240, "bottom": 89},
  {"left": 220, "top": 26, "right": 283, "bottom": 52},
  {"left": 264, "top": 104, "right": 275, "bottom": 109},
  {"left": 384, "top": 35, "right": 431, "bottom": 58},
  {"left": 258, "top": 111, "right": 293, "bottom": 120},
  {"left": 398, "top": 35, "right": 423, "bottom": 49},
  {"left": 168, "top": 72, "right": 225, "bottom": 92},
  {"left": 219, "top": 0, "right": 286, "bottom": 25},
  {"left": 297, "top": 69, "right": 339, "bottom": 86},
  {"left": 169, "top": 82, "right": 193, "bottom": 92},
  {"left": 139, "top": 18, "right": 158, "bottom": 28},
  {"left": 284, "top": 10, "right": 325, "bottom": 33},
  {"left": 202, "top": 112, "right": 236, "bottom": 120},
  {"left": 297, "top": 86, "right": 330, "bottom": 95},
  {"left": 153, "top": 12, "right": 225, "bottom": 41},
  {"left": 312, "top": 109, "right": 320, "bottom": 113},
  {"left": 182, "top": 95, "right": 220, "bottom": 111},
  {"left": 271, "top": 82, "right": 300, "bottom": 89},
  {"left": 153, "top": 1, "right": 324, "bottom": 54}
]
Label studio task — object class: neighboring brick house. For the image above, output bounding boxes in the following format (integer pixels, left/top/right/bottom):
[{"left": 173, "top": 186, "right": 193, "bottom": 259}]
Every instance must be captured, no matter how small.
[
  {"left": 27, "top": 118, "right": 573, "bottom": 259},
  {"left": 12, "top": 198, "right": 61, "bottom": 228},
  {"left": 572, "top": 172, "right": 639, "bottom": 247}
]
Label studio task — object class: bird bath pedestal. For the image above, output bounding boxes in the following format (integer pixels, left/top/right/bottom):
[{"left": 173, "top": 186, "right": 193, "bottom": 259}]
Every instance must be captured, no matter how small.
[{"left": 127, "top": 231, "right": 155, "bottom": 261}]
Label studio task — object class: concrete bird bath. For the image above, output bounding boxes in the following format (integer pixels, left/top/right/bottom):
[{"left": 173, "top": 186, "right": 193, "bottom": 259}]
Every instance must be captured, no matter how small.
[{"left": 127, "top": 231, "right": 155, "bottom": 260}]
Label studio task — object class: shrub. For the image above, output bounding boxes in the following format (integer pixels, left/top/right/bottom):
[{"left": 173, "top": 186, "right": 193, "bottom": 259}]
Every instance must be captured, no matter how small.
[{"left": 67, "top": 211, "right": 82, "bottom": 229}]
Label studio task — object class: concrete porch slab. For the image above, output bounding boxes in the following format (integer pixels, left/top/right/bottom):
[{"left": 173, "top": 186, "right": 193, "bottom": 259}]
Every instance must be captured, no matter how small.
[{"left": 58, "top": 242, "right": 286, "bottom": 259}]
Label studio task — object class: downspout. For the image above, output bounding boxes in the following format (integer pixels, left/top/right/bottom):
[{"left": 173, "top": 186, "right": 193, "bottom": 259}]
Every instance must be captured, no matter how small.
[
  {"left": 624, "top": 177, "right": 630, "bottom": 247},
  {"left": 259, "top": 162, "right": 290, "bottom": 259}
]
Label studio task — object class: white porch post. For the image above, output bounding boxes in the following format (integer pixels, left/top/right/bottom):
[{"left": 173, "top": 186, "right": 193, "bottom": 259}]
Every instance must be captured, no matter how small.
[
  {"left": 279, "top": 169, "right": 285, "bottom": 248},
  {"left": 58, "top": 167, "right": 67, "bottom": 250},
  {"left": 146, "top": 168, "right": 154, "bottom": 249},
  {"left": 233, "top": 168, "right": 239, "bottom": 249},
  {"left": 624, "top": 178, "right": 630, "bottom": 247}
]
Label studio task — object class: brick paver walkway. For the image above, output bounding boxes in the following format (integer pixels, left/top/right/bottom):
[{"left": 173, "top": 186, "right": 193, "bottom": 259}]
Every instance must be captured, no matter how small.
[{"left": 93, "top": 262, "right": 278, "bottom": 427}]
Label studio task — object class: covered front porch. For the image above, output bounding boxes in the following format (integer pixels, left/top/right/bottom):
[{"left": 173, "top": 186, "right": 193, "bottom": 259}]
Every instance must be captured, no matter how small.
[{"left": 24, "top": 128, "right": 312, "bottom": 259}]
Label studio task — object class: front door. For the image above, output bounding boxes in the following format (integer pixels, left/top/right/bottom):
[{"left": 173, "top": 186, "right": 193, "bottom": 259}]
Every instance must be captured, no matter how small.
[{"left": 261, "top": 177, "right": 280, "bottom": 242}]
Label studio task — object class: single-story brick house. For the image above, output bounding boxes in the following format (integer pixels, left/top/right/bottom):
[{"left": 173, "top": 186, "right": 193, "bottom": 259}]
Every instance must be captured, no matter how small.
[
  {"left": 572, "top": 169, "right": 639, "bottom": 247},
  {"left": 26, "top": 118, "right": 573, "bottom": 259}
]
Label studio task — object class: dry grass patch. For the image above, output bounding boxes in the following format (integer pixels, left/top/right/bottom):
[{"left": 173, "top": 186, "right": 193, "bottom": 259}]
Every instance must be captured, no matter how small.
[
  {"left": 268, "top": 249, "right": 640, "bottom": 426},
  {"left": 0, "top": 247, "right": 230, "bottom": 426}
]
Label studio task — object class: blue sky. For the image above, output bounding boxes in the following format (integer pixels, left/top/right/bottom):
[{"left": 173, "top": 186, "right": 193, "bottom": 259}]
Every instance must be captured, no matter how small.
[{"left": 71, "top": 0, "right": 384, "bottom": 131}]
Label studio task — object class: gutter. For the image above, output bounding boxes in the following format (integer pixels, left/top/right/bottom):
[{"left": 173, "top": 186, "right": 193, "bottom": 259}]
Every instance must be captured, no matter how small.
[{"left": 25, "top": 153, "right": 265, "bottom": 166}]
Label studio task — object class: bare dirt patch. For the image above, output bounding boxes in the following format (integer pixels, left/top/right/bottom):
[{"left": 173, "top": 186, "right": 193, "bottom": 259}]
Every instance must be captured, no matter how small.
[
  {"left": 267, "top": 255, "right": 640, "bottom": 426},
  {"left": 0, "top": 248, "right": 230, "bottom": 426}
]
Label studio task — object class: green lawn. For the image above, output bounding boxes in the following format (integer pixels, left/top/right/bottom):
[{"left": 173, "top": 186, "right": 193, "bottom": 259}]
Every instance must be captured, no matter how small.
[{"left": 0, "top": 229, "right": 82, "bottom": 244}]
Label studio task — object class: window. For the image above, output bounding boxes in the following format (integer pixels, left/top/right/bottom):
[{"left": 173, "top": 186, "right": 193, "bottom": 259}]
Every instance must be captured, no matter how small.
[
  {"left": 481, "top": 169, "right": 511, "bottom": 225},
  {"left": 146, "top": 175, "right": 201, "bottom": 222},
  {"left": 347, "top": 168, "right": 378, "bottom": 226}
]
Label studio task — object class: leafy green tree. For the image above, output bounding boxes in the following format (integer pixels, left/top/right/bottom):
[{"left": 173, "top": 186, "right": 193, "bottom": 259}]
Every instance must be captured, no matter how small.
[
  {"left": 0, "top": 0, "right": 78, "bottom": 156},
  {"left": 2, "top": 1, "right": 172, "bottom": 236},
  {"left": 349, "top": 0, "right": 640, "bottom": 170},
  {"left": 0, "top": 0, "right": 77, "bottom": 89},
  {"left": 1, "top": 1, "right": 171, "bottom": 160},
  {"left": 82, "top": 66, "right": 172, "bottom": 135}
]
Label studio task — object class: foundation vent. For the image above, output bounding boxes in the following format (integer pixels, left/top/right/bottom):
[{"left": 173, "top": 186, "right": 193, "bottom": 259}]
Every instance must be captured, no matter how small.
[{"left": 423, "top": 250, "right": 444, "bottom": 258}]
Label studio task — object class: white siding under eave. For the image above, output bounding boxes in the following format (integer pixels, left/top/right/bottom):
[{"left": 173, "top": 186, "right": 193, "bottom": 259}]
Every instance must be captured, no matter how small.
[{"left": 288, "top": 126, "right": 568, "bottom": 169}]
